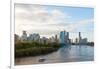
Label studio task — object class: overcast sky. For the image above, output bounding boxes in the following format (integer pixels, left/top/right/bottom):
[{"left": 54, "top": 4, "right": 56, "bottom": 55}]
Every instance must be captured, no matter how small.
[{"left": 15, "top": 4, "right": 94, "bottom": 42}]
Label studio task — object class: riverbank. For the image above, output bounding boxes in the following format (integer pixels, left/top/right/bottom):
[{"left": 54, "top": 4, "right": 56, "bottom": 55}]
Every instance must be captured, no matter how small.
[{"left": 15, "top": 42, "right": 60, "bottom": 58}]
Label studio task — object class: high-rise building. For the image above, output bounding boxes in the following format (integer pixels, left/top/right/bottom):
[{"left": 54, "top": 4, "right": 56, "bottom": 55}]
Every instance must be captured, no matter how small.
[
  {"left": 28, "top": 33, "right": 40, "bottom": 42},
  {"left": 75, "top": 38, "right": 78, "bottom": 44},
  {"left": 14, "top": 34, "right": 19, "bottom": 43},
  {"left": 79, "top": 32, "right": 82, "bottom": 44},
  {"left": 66, "top": 32, "right": 69, "bottom": 44},
  {"left": 60, "top": 30, "right": 66, "bottom": 44},
  {"left": 50, "top": 36, "right": 55, "bottom": 43},
  {"left": 81, "top": 38, "right": 87, "bottom": 44},
  {"left": 21, "top": 31, "right": 27, "bottom": 42},
  {"left": 78, "top": 32, "right": 88, "bottom": 45},
  {"left": 60, "top": 31, "right": 70, "bottom": 44},
  {"left": 23, "top": 31, "right": 27, "bottom": 35},
  {"left": 40, "top": 37, "right": 48, "bottom": 44},
  {"left": 66, "top": 32, "right": 69, "bottom": 39},
  {"left": 55, "top": 34, "right": 59, "bottom": 43}
]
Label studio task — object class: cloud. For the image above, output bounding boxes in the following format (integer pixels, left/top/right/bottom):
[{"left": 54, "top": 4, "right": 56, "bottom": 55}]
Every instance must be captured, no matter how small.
[
  {"left": 15, "top": 4, "right": 71, "bottom": 24},
  {"left": 15, "top": 4, "right": 93, "bottom": 38},
  {"left": 15, "top": 4, "right": 71, "bottom": 35},
  {"left": 64, "top": 19, "right": 94, "bottom": 32}
]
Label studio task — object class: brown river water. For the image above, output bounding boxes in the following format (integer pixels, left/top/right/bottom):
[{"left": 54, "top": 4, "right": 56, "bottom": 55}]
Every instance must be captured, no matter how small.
[{"left": 15, "top": 45, "right": 94, "bottom": 65}]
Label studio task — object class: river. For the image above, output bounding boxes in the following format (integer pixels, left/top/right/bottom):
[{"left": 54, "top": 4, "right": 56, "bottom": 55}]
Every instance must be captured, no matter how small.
[{"left": 15, "top": 45, "right": 94, "bottom": 65}]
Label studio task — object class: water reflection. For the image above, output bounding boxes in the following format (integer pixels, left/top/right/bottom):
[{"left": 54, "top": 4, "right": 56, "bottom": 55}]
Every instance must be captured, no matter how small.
[{"left": 15, "top": 45, "right": 94, "bottom": 65}]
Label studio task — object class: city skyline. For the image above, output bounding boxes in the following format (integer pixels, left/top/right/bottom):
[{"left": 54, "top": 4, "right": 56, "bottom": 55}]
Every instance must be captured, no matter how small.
[
  {"left": 15, "top": 30, "right": 93, "bottom": 43},
  {"left": 15, "top": 4, "right": 94, "bottom": 42}
]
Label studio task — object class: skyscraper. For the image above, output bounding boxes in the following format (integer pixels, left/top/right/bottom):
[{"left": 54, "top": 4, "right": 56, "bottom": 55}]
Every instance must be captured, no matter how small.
[
  {"left": 55, "top": 34, "right": 59, "bottom": 43},
  {"left": 60, "top": 31, "right": 66, "bottom": 44},
  {"left": 14, "top": 34, "right": 19, "bottom": 42},
  {"left": 28, "top": 33, "right": 40, "bottom": 42},
  {"left": 79, "top": 32, "right": 82, "bottom": 44},
  {"left": 23, "top": 31, "right": 27, "bottom": 35},
  {"left": 60, "top": 31, "right": 70, "bottom": 45},
  {"left": 75, "top": 38, "right": 78, "bottom": 44},
  {"left": 66, "top": 32, "right": 69, "bottom": 44},
  {"left": 66, "top": 32, "right": 69, "bottom": 39},
  {"left": 21, "top": 31, "right": 27, "bottom": 41},
  {"left": 81, "top": 38, "right": 87, "bottom": 44}
]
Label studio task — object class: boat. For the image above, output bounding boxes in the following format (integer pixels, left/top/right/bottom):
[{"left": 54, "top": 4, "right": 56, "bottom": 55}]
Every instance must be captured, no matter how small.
[{"left": 38, "top": 58, "right": 46, "bottom": 62}]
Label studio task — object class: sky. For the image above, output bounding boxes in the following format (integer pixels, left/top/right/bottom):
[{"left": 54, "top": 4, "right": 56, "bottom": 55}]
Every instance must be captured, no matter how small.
[{"left": 15, "top": 4, "right": 94, "bottom": 42}]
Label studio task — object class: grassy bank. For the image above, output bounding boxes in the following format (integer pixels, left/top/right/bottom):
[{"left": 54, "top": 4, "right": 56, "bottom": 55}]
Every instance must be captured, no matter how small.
[{"left": 15, "top": 42, "right": 60, "bottom": 58}]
